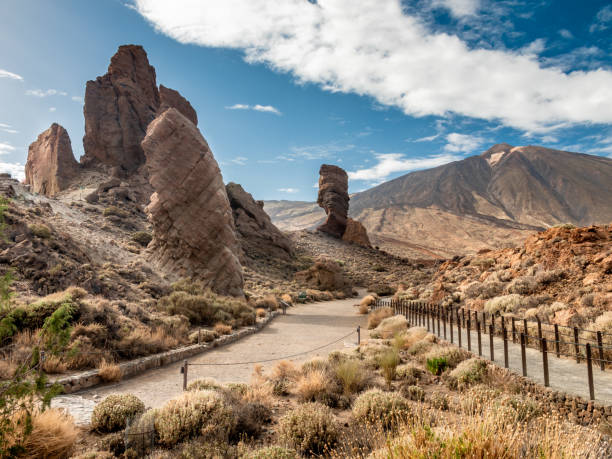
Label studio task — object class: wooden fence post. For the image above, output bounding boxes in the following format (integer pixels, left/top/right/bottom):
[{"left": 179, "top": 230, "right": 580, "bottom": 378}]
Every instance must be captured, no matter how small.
[
  {"left": 520, "top": 333, "right": 527, "bottom": 377},
  {"left": 503, "top": 326, "right": 509, "bottom": 368},
  {"left": 586, "top": 343, "right": 595, "bottom": 400},
  {"left": 457, "top": 308, "right": 462, "bottom": 348},
  {"left": 536, "top": 316, "right": 542, "bottom": 349},
  {"left": 357, "top": 325, "right": 361, "bottom": 345},
  {"left": 450, "top": 308, "right": 454, "bottom": 343},
  {"left": 443, "top": 307, "right": 447, "bottom": 340},
  {"left": 489, "top": 324, "right": 494, "bottom": 362},
  {"left": 467, "top": 313, "right": 472, "bottom": 352},
  {"left": 523, "top": 319, "right": 528, "bottom": 346},
  {"left": 597, "top": 331, "right": 604, "bottom": 372},
  {"left": 574, "top": 327, "right": 581, "bottom": 363},
  {"left": 554, "top": 324, "right": 560, "bottom": 358},
  {"left": 426, "top": 304, "right": 430, "bottom": 331},
  {"left": 182, "top": 360, "right": 188, "bottom": 391},
  {"left": 477, "top": 319, "right": 482, "bottom": 356},
  {"left": 542, "top": 337, "right": 549, "bottom": 387},
  {"left": 512, "top": 317, "right": 516, "bottom": 343},
  {"left": 437, "top": 305, "right": 441, "bottom": 337}
]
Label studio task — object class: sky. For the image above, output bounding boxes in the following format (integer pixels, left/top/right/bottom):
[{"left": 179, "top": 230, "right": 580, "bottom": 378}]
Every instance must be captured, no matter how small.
[{"left": 1, "top": 0, "right": 612, "bottom": 201}]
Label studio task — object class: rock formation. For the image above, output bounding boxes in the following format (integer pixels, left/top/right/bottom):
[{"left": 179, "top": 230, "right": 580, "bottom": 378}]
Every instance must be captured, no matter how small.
[
  {"left": 226, "top": 182, "right": 293, "bottom": 263},
  {"left": 82, "top": 44, "right": 160, "bottom": 173},
  {"left": 342, "top": 218, "right": 371, "bottom": 247},
  {"left": 25, "top": 123, "right": 79, "bottom": 196},
  {"left": 159, "top": 85, "right": 197, "bottom": 125},
  {"left": 317, "top": 164, "right": 349, "bottom": 238},
  {"left": 142, "top": 108, "right": 243, "bottom": 296}
]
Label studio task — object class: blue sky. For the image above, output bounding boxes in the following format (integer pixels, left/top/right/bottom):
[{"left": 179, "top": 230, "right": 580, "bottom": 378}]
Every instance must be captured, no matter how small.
[{"left": 1, "top": 0, "right": 612, "bottom": 201}]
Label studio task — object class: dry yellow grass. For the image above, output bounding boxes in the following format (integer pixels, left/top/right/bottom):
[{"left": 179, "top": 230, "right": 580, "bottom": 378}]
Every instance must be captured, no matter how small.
[
  {"left": 0, "top": 359, "right": 17, "bottom": 379},
  {"left": 272, "top": 360, "right": 300, "bottom": 382},
  {"left": 281, "top": 293, "right": 293, "bottom": 305},
  {"left": 256, "top": 307, "right": 267, "bottom": 318},
  {"left": 359, "top": 303, "right": 369, "bottom": 314},
  {"left": 42, "top": 355, "right": 67, "bottom": 374},
  {"left": 97, "top": 359, "right": 122, "bottom": 382},
  {"left": 367, "top": 307, "right": 393, "bottom": 329},
  {"left": 12, "top": 409, "right": 78, "bottom": 459},
  {"left": 296, "top": 369, "right": 329, "bottom": 402},
  {"left": 214, "top": 323, "right": 232, "bottom": 335},
  {"left": 360, "top": 295, "right": 376, "bottom": 307}
]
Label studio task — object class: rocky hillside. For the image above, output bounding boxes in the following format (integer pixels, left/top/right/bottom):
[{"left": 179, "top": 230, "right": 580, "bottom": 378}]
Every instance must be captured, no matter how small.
[{"left": 267, "top": 145, "right": 612, "bottom": 258}]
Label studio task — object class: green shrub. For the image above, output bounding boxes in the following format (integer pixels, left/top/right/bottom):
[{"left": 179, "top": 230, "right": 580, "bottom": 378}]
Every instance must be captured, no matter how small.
[
  {"left": 335, "top": 359, "right": 368, "bottom": 396},
  {"left": 91, "top": 394, "right": 145, "bottom": 433},
  {"left": 352, "top": 389, "right": 411, "bottom": 429},
  {"left": 424, "top": 346, "right": 468, "bottom": 370},
  {"left": 131, "top": 231, "right": 152, "bottom": 247},
  {"left": 426, "top": 357, "right": 448, "bottom": 375},
  {"left": 251, "top": 446, "right": 298, "bottom": 459},
  {"left": 278, "top": 402, "right": 338, "bottom": 455},
  {"left": 448, "top": 358, "right": 487, "bottom": 387},
  {"left": 28, "top": 223, "right": 51, "bottom": 238},
  {"left": 154, "top": 390, "right": 235, "bottom": 446}
]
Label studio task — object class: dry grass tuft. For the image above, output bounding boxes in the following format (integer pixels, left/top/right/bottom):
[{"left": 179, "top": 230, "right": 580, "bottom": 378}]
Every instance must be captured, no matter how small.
[
  {"left": 214, "top": 323, "right": 232, "bottom": 335},
  {"left": 97, "top": 359, "right": 122, "bottom": 382},
  {"left": 360, "top": 295, "right": 376, "bottom": 307},
  {"left": 256, "top": 308, "right": 267, "bottom": 318},
  {"left": 13, "top": 409, "right": 77, "bottom": 459},
  {"left": 359, "top": 302, "right": 369, "bottom": 315},
  {"left": 42, "top": 355, "right": 67, "bottom": 374},
  {"left": 367, "top": 307, "right": 393, "bottom": 329},
  {"left": 296, "top": 369, "right": 329, "bottom": 403}
]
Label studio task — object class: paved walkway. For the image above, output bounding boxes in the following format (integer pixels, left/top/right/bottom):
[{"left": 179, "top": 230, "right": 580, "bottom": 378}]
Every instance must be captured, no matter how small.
[
  {"left": 52, "top": 296, "right": 367, "bottom": 424},
  {"left": 428, "top": 319, "right": 612, "bottom": 404}
]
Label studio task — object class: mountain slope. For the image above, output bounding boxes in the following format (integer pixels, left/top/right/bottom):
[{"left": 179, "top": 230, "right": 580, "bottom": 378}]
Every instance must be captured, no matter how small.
[{"left": 267, "top": 145, "right": 612, "bottom": 258}]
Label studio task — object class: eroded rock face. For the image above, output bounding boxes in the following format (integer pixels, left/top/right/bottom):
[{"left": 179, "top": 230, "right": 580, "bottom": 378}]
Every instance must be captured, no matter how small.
[
  {"left": 317, "top": 164, "right": 349, "bottom": 238},
  {"left": 25, "top": 123, "right": 79, "bottom": 196},
  {"left": 142, "top": 108, "right": 243, "bottom": 296},
  {"left": 342, "top": 218, "right": 371, "bottom": 247},
  {"left": 159, "top": 85, "right": 198, "bottom": 126},
  {"left": 226, "top": 182, "right": 293, "bottom": 263},
  {"left": 82, "top": 45, "right": 160, "bottom": 173}
]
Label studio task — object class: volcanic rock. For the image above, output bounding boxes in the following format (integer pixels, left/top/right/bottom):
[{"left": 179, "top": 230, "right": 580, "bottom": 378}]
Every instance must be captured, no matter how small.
[
  {"left": 294, "top": 257, "right": 350, "bottom": 292},
  {"left": 226, "top": 182, "right": 293, "bottom": 263},
  {"left": 142, "top": 108, "right": 243, "bottom": 296},
  {"left": 82, "top": 45, "right": 160, "bottom": 173},
  {"left": 317, "top": 164, "right": 349, "bottom": 238},
  {"left": 342, "top": 218, "right": 371, "bottom": 247},
  {"left": 25, "top": 123, "right": 79, "bottom": 196},
  {"left": 158, "top": 85, "right": 197, "bottom": 125}
]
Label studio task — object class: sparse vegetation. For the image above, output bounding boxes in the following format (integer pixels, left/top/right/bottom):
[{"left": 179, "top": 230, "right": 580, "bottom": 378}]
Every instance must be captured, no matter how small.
[
  {"left": 97, "top": 359, "right": 122, "bottom": 382},
  {"left": 91, "top": 394, "right": 145, "bottom": 433},
  {"left": 278, "top": 402, "right": 338, "bottom": 455},
  {"left": 28, "top": 223, "right": 52, "bottom": 238},
  {"left": 352, "top": 389, "right": 411, "bottom": 430},
  {"left": 131, "top": 231, "right": 152, "bottom": 247},
  {"left": 367, "top": 306, "right": 393, "bottom": 329}
]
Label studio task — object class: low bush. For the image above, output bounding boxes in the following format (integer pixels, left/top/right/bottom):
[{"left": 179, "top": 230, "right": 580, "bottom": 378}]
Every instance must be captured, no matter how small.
[
  {"left": 102, "top": 206, "right": 128, "bottom": 218},
  {"left": 484, "top": 294, "right": 523, "bottom": 315},
  {"left": 360, "top": 295, "right": 376, "bottom": 307},
  {"left": 429, "top": 392, "right": 449, "bottom": 410},
  {"left": 214, "top": 323, "right": 232, "bottom": 335},
  {"left": 296, "top": 369, "right": 329, "bottom": 403},
  {"left": 131, "top": 231, "right": 152, "bottom": 247},
  {"left": 251, "top": 446, "right": 298, "bottom": 459},
  {"left": 91, "top": 394, "right": 145, "bottom": 433},
  {"left": 378, "top": 349, "right": 400, "bottom": 385},
  {"left": 256, "top": 307, "right": 267, "bottom": 318},
  {"left": 367, "top": 307, "right": 393, "bottom": 329},
  {"left": 97, "top": 359, "right": 122, "bottom": 382},
  {"left": 28, "top": 223, "right": 52, "bottom": 239},
  {"left": 424, "top": 346, "right": 468, "bottom": 371},
  {"left": 358, "top": 303, "right": 369, "bottom": 315},
  {"left": 270, "top": 360, "right": 300, "bottom": 396},
  {"left": 278, "top": 402, "right": 338, "bottom": 455},
  {"left": 335, "top": 359, "right": 369, "bottom": 395},
  {"left": 233, "top": 401, "right": 272, "bottom": 438},
  {"left": 369, "top": 284, "right": 396, "bottom": 296},
  {"left": 301, "top": 357, "right": 328, "bottom": 374},
  {"left": 401, "top": 384, "right": 425, "bottom": 402},
  {"left": 13, "top": 409, "right": 77, "bottom": 459},
  {"left": 426, "top": 357, "right": 448, "bottom": 375},
  {"left": 188, "top": 329, "right": 218, "bottom": 344},
  {"left": 396, "top": 363, "right": 422, "bottom": 385},
  {"left": 186, "top": 377, "right": 222, "bottom": 392},
  {"left": 154, "top": 390, "right": 235, "bottom": 446},
  {"left": 370, "top": 315, "right": 408, "bottom": 339},
  {"left": 352, "top": 389, "right": 411, "bottom": 429},
  {"left": 506, "top": 276, "right": 538, "bottom": 295},
  {"left": 448, "top": 358, "right": 487, "bottom": 387}
]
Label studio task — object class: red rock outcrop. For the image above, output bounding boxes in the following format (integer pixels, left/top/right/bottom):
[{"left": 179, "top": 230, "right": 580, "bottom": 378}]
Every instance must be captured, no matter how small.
[
  {"left": 226, "top": 182, "right": 293, "bottom": 263},
  {"left": 317, "top": 164, "right": 349, "bottom": 238},
  {"left": 342, "top": 218, "right": 371, "bottom": 247},
  {"left": 25, "top": 123, "right": 79, "bottom": 196},
  {"left": 82, "top": 45, "right": 160, "bottom": 173},
  {"left": 142, "top": 108, "right": 243, "bottom": 296},
  {"left": 159, "top": 85, "right": 197, "bottom": 125}
]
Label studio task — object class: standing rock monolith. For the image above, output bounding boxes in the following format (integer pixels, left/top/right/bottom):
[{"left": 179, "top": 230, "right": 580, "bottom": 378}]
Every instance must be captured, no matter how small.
[
  {"left": 25, "top": 123, "right": 79, "bottom": 196},
  {"left": 142, "top": 108, "right": 243, "bottom": 296},
  {"left": 317, "top": 164, "right": 349, "bottom": 238}
]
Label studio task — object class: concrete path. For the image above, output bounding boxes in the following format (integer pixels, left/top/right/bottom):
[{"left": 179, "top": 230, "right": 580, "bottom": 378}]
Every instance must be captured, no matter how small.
[
  {"left": 52, "top": 297, "right": 367, "bottom": 424},
  {"left": 428, "top": 319, "right": 612, "bottom": 404}
]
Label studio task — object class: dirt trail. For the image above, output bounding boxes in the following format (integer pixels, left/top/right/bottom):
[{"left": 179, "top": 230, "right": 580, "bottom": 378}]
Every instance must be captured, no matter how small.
[{"left": 52, "top": 296, "right": 367, "bottom": 424}]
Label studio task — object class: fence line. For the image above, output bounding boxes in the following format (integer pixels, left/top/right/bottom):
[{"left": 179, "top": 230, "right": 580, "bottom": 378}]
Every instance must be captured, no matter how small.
[{"left": 373, "top": 298, "right": 608, "bottom": 400}]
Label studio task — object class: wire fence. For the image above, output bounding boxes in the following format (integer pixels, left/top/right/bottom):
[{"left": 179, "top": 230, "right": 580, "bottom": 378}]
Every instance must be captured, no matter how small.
[{"left": 374, "top": 298, "right": 610, "bottom": 400}]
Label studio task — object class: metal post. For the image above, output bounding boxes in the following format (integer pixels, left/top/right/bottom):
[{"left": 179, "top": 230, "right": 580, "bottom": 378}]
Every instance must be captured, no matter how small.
[
  {"left": 574, "top": 327, "right": 580, "bottom": 363},
  {"left": 503, "top": 326, "right": 509, "bottom": 368},
  {"left": 467, "top": 313, "right": 471, "bottom": 352},
  {"left": 520, "top": 333, "right": 527, "bottom": 377},
  {"left": 182, "top": 360, "right": 188, "bottom": 391},
  {"left": 477, "top": 319, "right": 482, "bottom": 356},
  {"left": 357, "top": 325, "right": 361, "bottom": 345},
  {"left": 554, "top": 324, "right": 560, "bottom": 358},
  {"left": 512, "top": 317, "right": 516, "bottom": 343},
  {"left": 597, "top": 331, "right": 604, "bottom": 372},
  {"left": 586, "top": 343, "right": 595, "bottom": 400},
  {"left": 542, "top": 338, "right": 549, "bottom": 387},
  {"left": 457, "top": 308, "right": 462, "bottom": 348},
  {"left": 489, "top": 324, "right": 494, "bottom": 362}
]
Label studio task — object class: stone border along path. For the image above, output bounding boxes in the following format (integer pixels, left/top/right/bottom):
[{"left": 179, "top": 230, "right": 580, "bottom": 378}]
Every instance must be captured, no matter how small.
[
  {"left": 52, "top": 295, "right": 368, "bottom": 425},
  {"left": 435, "top": 319, "right": 612, "bottom": 404}
]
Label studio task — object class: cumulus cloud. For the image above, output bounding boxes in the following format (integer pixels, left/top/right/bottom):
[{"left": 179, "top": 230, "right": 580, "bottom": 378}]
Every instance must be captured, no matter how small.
[
  {"left": 0, "top": 162, "right": 24, "bottom": 181},
  {"left": 225, "top": 103, "right": 281, "bottom": 115},
  {"left": 443, "top": 132, "right": 484, "bottom": 153},
  {"left": 278, "top": 187, "right": 299, "bottom": 193},
  {"left": 134, "top": 0, "right": 612, "bottom": 133},
  {"left": 431, "top": 0, "right": 480, "bottom": 18},
  {"left": 0, "top": 142, "right": 16, "bottom": 155},
  {"left": 0, "top": 69, "right": 23, "bottom": 81},
  {"left": 25, "top": 89, "right": 68, "bottom": 97},
  {"left": 348, "top": 152, "right": 462, "bottom": 181}
]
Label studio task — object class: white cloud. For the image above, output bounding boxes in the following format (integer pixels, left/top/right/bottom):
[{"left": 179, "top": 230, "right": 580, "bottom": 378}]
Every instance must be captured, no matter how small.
[
  {"left": 71, "top": 95, "right": 84, "bottom": 103},
  {"left": 558, "top": 29, "right": 573, "bottom": 39},
  {"left": 590, "top": 5, "right": 612, "bottom": 33},
  {"left": 277, "top": 187, "right": 299, "bottom": 193},
  {"left": 348, "top": 152, "right": 462, "bottom": 181},
  {"left": 413, "top": 134, "right": 441, "bottom": 142},
  {"left": 0, "top": 69, "right": 23, "bottom": 81},
  {"left": 230, "top": 156, "right": 248, "bottom": 165},
  {"left": 134, "top": 0, "right": 612, "bottom": 133},
  {"left": 49, "top": 107, "right": 56, "bottom": 112},
  {"left": 0, "top": 124, "right": 18, "bottom": 134},
  {"left": 443, "top": 132, "right": 484, "bottom": 153},
  {"left": 225, "top": 103, "right": 281, "bottom": 115},
  {"left": 284, "top": 143, "right": 355, "bottom": 161},
  {"left": 26, "top": 89, "right": 68, "bottom": 97},
  {"left": 431, "top": 0, "right": 480, "bottom": 18},
  {"left": 0, "top": 142, "right": 16, "bottom": 155},
  {"left": 0, "top": 162, "right": 24, "bottom": 181}
]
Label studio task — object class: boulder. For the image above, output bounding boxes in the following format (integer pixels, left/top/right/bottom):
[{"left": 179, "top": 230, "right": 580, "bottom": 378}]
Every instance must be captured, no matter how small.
[
  {"left": 226, "top": 182, "right": 293, "bottom": 263},
  {"left": 342, "top": 218, "right": 371, "bottom": 247},
  {"left": 82, "top": 45, "right": 160, "bottom": 173},
  {"left": 317, "top": 164, "right": 349, "bottom": 238},
  {"left": 142, "top": 108, "right": 243, "bottom": 296},
  {"left": 294, "top": 257, "right": 350, "bottom": 292},
  {"left": 25, "top": 123, "right": 79, "bottom": 196},
  {"left": 158, "top": 85, "right": 198, "bottom": 125}
]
